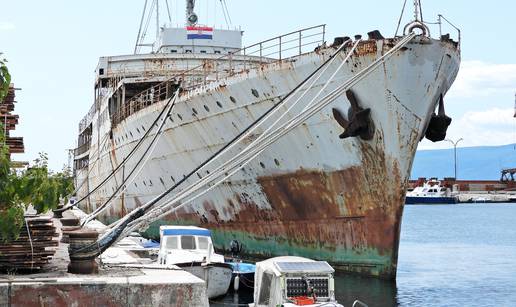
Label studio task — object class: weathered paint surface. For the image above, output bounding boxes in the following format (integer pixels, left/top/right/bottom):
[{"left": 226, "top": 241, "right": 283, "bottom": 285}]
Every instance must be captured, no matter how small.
[
  {"left": 77, "top": 36, "right": 461, "bottom": 279},
  {"left": 2, "top": 272, "right": 208, "bottom": 307}
]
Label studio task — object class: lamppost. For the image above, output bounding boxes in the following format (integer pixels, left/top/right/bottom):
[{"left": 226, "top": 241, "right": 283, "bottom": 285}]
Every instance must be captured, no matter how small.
[{"left": 445, "top": 138, "right": 463, "bottom": 180}]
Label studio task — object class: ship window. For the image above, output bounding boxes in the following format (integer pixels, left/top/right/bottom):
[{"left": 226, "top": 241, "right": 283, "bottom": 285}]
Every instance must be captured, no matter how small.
[
  {"left": 165, "top": 236, "right": 179, "bottom": 249},
  {"left": 170, "top": 176, "right": 175, "bottom": 182},
  {"left": 192, "top": 108, "right": 198, "bottom": 115},
  {"left": 274, "top": 158, "right": 280, "bottom": 166},
  {"left": 159, "top": 177, "right": 165, "bottom": 185},
  {"left": 170, "top": 49, "right": 177, "bottom": 53},
  {"left": 216, "top": 101, "right": 222, "bottom": 108},
  {"left": 178, "top": 114, "right": 183, "bottom": 120},
  {"left": 99, "top": 68, "right": 104, "bottom": 75},
  {"left": 230, "top": 96, "right": 237, "bottom": 103},
  {"left": 200, "top": 50, "right": 207, "bottom": 54},
  {"left": 214, "top": 50, "right": 221, "bottom": 54},
  {"left": 198, "top": 237, "right": 209, "bottom": 250},
  {"left": 204, "top": 105, "right": 210, "bottom": 112},
  {"left": 181, "top": 236, "right": 196, "bottom": 249},
  {"left": 185, "top": 50, "right": 192, "bottom": 53},
  {"left": 251, "top": 89, "right": 259, "bottom": 98}
]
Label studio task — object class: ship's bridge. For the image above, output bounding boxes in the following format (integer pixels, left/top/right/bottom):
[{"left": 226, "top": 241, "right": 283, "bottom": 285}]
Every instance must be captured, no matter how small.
[{"left": 154, "top": 26, "right": 243, "bottom": 55}]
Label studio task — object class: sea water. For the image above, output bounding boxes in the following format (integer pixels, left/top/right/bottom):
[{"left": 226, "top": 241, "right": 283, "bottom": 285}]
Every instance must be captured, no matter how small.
[{"left": 213, "top": 203, "right": 516, "bottom": 306}]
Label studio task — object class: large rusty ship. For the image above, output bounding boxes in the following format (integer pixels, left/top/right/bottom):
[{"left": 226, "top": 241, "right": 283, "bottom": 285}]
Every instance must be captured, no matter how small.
[{"left": 73, "top": 0, "right": 461, "bottom": 278}]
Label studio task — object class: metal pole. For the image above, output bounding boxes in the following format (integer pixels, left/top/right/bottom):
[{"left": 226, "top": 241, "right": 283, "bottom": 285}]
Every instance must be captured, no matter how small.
[
  {"left": 454, "top": 144, "right": 457, "bottom": 179},
  {"left": 446, "top": 138, "right": 463, "bottom": 179}
]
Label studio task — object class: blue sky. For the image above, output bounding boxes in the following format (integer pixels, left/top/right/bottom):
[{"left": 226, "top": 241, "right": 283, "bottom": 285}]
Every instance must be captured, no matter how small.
[{"left": 1, "top": 0, "right": 515, "bottom": 171}]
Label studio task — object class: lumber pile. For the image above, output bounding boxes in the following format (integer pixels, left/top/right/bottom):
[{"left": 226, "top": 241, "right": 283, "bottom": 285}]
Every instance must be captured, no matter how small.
[
  {"left": 0, "top": 217, "right": 59, "bottom": 271},
  {"left": 0, "top": 84, "right": 24, "bottom": 156}
]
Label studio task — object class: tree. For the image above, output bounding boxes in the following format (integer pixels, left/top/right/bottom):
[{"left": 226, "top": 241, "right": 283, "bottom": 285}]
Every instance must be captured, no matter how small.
[{"left": 0, "top": 56, "right": 74, "bottom": 242}]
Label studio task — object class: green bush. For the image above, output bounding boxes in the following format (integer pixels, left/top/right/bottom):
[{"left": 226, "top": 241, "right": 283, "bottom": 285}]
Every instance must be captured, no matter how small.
[{"left": 0, "top": 57, "right": 74, "bottom": 242}]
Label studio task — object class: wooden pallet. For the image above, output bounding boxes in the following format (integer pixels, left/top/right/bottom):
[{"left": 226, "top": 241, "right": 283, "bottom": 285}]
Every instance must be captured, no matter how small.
[{"left": 0, "top": 217, "right": 59, "bottom": 271}]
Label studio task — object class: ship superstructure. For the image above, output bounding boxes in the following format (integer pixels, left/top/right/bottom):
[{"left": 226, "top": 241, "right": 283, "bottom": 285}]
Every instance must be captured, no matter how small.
[{"left": 73, "top": 0, "right": 461, "bottom": 278}]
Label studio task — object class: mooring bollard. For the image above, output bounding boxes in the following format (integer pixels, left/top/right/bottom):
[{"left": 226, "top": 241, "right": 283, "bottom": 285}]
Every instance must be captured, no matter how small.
[{"left": 67, "top": 229, "right": 99, "bottom": 274}]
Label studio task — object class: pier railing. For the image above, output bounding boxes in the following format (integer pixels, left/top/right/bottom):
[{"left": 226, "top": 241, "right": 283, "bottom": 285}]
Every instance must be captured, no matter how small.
[{"left": 110, "top": 24, "right": 326, "bottom": 127}]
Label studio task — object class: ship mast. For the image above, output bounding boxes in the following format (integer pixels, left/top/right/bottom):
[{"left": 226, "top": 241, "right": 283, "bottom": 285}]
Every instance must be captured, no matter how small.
[{"left": 134, "top": 0, "right": 173, "bottom": 54}]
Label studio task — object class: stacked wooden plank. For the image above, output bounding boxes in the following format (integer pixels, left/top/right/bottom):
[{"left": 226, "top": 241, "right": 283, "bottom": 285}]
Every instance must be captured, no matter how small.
[
  {"left": 0, "top": 217, "right": 59, "bottom": 271},
  {"left": 0, "top": 84, "right": 24, "bottom": 155}
]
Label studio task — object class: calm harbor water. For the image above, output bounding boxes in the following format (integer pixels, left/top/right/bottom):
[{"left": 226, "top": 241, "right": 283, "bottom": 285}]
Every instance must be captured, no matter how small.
[{"left": 212, "top": 203, "right": 516, "bottom": 306}]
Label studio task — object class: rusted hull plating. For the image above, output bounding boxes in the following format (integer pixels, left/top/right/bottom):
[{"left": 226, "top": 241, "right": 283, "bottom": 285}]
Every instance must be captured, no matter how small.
[{"left": 76, "top": 36, "right": 460, "bottom": 279}]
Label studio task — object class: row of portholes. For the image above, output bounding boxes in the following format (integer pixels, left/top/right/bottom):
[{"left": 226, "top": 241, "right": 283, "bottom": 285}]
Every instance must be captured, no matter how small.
[
  {"left": 111, "top": 88, "right": 262, "bottom": 147},
  {"left": 111, "top": 124, "right": 148, "bottom": 147},
  {"left": 98, "top": 156, "right": 283, "bottom": 196},
  {"left": 128, "top": 158, "right": 281, "bottom": 190}
]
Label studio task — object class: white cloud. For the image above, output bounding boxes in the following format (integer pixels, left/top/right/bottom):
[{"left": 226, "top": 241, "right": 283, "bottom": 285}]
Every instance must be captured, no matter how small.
[
  {"left": 0, "top": 22, "right": 15, "bottom": 31},
  {"left": 419, "top": 107, "right": 516, "bottom": 150},
  {"left": 447, "top": 60, "right": 516, "bottom": 99}
]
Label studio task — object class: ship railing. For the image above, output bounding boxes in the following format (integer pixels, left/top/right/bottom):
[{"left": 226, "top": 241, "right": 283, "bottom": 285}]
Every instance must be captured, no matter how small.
[
  {"left": 74, "top": 142, "right": 91, "bottom": 157},
  {"left": 437, "top": 14, "right": 461, "bottom": 50},
  {"left": 420, "top": 15, "right": 461, "bottom": 51},
  {"left": 111, "top": 80, "right": 174, "bottom": 127},
  {"left": 111, "top": 24, "right": 326, "bottom": 127},
  {"left": 79, "top": 103, "right": 96, "bottom": 133}
]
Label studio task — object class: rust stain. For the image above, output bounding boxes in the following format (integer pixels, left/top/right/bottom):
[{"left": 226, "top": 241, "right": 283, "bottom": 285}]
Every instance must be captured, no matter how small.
[{"left": 355, "top": 41, "right": 377, "bottom": 56}]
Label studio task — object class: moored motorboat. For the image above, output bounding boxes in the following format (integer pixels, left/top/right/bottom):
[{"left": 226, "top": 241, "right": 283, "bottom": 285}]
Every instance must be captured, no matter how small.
[
  {"left": 250, "top": 256, "right": 365, "bottom": 307},
  {"left": 157, "top": 226, "right": 232, "bottom": 298},
  {"left": 406, "top": 179, "right": 458, "bottom": 204}
]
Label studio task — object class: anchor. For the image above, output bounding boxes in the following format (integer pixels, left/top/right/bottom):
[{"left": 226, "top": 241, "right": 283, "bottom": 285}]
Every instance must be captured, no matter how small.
[
  {"left": 424, "top": 94, "right": 452, "bottom": 142},
  {"left": 332, "top": 89, "right": 375, "bottom": 140}
]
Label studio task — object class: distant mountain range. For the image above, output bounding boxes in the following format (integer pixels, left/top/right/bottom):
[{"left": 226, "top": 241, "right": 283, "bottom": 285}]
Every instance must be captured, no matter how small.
[{"left": 411, "top": 143, "right": 516, "bottom": 180}]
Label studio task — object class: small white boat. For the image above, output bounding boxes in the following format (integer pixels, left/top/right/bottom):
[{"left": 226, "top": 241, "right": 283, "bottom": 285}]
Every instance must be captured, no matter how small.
[
  {"left": 251, "top": 256, "right": 365, "bottom": 307},
  {"left": 406, "top": 179, "right": 458, "bottom": 204},
  {"left": 157, "top": 226, "right": 232, "bottom": 299}
]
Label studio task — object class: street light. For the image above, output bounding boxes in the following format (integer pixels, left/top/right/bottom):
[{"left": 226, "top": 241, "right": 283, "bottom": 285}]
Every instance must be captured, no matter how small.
[{"left": 445, "top": 138, "right": 463, "bottom": 180}]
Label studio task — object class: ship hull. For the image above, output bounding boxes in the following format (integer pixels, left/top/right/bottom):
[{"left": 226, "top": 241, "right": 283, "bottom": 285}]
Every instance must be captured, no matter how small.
[{"left": 76, "top": 36, "right": 460, "bottom": 279}]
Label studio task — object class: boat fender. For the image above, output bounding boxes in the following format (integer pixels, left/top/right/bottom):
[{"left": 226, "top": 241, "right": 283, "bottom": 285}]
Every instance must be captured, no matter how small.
[
  {"left": 332, "top": 89, "right": 375, "bottom": 141},
  {"left": 234, "top": 275, "right": 240, "bottom": 291},
  {"left": 424, "top": 94, "right": 452, "bottom": 142}
]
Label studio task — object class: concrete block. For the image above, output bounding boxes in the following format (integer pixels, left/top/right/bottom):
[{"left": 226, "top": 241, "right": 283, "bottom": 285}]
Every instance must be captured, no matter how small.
[{"left": 0, "top": 283, "right": 8, "bottom": 307}]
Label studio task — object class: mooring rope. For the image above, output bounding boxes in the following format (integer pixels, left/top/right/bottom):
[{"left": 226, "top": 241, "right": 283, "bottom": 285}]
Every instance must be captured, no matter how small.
[{"left": 124, "top": 33, "right": 417, "bottom": 234}]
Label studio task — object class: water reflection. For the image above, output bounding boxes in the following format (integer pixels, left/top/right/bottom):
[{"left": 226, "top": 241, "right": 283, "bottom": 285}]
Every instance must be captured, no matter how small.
[{"left": 334, "top": 273, "right": 397, "bottom": 307}]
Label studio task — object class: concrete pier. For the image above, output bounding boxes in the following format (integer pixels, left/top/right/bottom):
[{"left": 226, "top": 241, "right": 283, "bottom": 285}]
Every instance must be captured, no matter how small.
[{"left": 0, "top": 214, "right": 209, "bottom": 307}]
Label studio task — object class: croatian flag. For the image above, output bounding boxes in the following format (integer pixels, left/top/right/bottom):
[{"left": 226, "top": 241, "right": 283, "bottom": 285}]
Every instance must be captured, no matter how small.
[{"left": 186, "top": 26, "right": 213, "bottom": 40}]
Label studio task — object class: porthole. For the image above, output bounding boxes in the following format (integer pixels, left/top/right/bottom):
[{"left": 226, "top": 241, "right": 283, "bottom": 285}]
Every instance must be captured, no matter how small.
[
  {"left": 251, "top": 89, "right": 259, "bottom": 98},
  {"left": 192, "top": 108, "right": 198, "bottom": 115},
  {"left": 136, "top": 128, "right": 140, "bottom": 134},
  {"left": 178, "top": 114, "right": 183, "bottom": 120},
  {"left": 159, "top": 177, "right": 165, "bottom": 185},
  {"left": 142, "top": 126, "right": 146, "bottom": 131},
  {"left": 259, "top": 162, "right": 265, "bottom": 169},
  {"left": 230, "top": 96, "right": 237, "bottom": 103},
  {"left": 204, "top": 105, "right": 210, "bottom": 112},
  {"left": 274, "top": 158, "right": 280, "bottom": 166},
  {"left": 149, "top": 180, "right": 153, "bottom": 186},
  {"left": 170, "top": 176, "right": 175, "bottom": 182},
  {"left": 216, "top": 101, "right": 222, "bottom": 108}
]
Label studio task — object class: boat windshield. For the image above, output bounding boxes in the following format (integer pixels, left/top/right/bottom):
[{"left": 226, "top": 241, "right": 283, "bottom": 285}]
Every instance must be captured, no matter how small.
[
  {"left": 165, "top": 236, "right": 178, "bottom": 249},
  {"left": 198, "top": 236, "right": 209, "bottom": 250},
  {"left": 181, "top": 235, "right": 196, "bottom": 249}
]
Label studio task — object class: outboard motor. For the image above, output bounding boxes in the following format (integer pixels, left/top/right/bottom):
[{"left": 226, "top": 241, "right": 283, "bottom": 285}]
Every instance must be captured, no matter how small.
[{"left": 229, "top": 239, "right": 242, "bottom": 257}]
